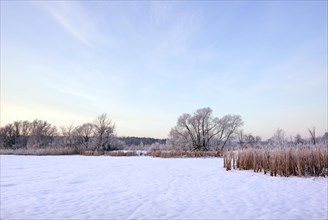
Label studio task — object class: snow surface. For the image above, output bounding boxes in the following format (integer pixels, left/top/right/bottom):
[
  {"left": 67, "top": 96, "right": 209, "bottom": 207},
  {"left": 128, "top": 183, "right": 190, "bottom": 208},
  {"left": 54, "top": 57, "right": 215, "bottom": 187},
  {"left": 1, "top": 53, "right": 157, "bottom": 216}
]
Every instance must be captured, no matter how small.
[{"left": 1, "top": 155, "right": 327, "bottom": 220}]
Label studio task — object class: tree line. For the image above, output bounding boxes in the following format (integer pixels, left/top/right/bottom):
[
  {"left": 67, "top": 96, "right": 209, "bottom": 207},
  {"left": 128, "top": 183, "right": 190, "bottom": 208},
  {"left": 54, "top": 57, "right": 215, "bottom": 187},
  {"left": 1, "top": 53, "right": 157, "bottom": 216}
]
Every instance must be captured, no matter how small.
[
  {"left": 0, "top": 114, "right": 117, "bottom": 151},
  {"left": 1, "top": 108, "right": 326, "bottom": 152},
  {"left": 168, "top": 107, "right": 327, "bottom": 150},
  {"left": 119, "top": 137, "right": 166, "bottom": 146},
  {"left": 0, "top": 113, "right": 167, "bottom": 151}
]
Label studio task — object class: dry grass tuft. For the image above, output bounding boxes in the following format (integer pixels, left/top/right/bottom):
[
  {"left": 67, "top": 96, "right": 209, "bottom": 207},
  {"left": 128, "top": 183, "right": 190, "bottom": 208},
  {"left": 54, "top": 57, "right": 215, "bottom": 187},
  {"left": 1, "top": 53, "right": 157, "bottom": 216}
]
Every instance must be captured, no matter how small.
[
  {"left": 147, "top": 150, "right": 221, "bottom": 158},
  {"left": 104, "top": 150, "right": 140, "bottom": 156},
  {"left": 224, "top": 146, "right": 328, "bottom": 177},
  {"left": 81, "top": 150, "right": 142, "bottom": 156}
]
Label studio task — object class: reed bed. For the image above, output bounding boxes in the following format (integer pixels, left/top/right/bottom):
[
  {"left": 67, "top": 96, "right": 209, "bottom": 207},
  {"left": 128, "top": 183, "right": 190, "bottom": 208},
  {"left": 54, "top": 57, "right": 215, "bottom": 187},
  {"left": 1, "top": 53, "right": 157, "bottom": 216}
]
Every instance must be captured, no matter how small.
[
  {"left": 224, "top": 146, "right": 328, "bottom": 177},
  {"left": 0, "top": 147, "right": 79, "bottom": 155}
]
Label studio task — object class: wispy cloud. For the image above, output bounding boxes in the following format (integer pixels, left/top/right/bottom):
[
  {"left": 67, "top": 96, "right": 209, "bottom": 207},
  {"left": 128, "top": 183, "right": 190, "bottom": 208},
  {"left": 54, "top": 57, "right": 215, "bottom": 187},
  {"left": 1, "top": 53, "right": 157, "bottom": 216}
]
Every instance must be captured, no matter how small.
[
  {"left": 150, "top": 2, "right": 172, "bottom": 25},
  {"left": 146, "top": 8, "right": 202, "bottom": 77},
  {"left": 50, "top": 9, "right": 92, "bottom": 47},
  {"left": 32, "top": 2, "right": 105, "bottom": 48}
]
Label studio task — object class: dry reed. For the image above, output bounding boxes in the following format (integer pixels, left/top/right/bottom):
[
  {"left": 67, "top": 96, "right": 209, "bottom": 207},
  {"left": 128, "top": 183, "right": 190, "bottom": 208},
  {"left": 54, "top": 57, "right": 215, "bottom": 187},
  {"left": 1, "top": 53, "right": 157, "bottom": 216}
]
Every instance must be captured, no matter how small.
[
  {"left": 224, "top": 146, "right": 328, "bottom": 177},
  {"left": 0, "top": 147, "right": 79, "bottom": 155}
]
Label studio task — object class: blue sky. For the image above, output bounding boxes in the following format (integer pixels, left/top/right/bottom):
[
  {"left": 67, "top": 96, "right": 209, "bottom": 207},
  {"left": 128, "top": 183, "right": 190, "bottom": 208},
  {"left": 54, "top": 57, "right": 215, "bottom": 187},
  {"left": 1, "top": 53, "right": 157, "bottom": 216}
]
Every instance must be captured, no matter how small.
[{"left": 1, "top": 1, "right": 327, "bottom": 139}]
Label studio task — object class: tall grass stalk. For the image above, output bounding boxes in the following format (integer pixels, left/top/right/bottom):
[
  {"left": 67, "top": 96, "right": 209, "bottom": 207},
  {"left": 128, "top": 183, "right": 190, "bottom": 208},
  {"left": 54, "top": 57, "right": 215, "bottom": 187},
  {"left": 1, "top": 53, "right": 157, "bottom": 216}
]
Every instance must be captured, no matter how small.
[{"left": 224, "top": 146, "right": 328, "bottom": 177}]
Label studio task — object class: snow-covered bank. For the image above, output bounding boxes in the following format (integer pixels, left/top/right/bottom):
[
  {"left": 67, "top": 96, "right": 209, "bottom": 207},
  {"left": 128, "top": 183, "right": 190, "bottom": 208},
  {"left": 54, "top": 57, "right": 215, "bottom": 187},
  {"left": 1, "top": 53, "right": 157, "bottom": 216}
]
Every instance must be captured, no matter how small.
[{"left": 1, "top": 155, "right": 327, "bottom": 219}]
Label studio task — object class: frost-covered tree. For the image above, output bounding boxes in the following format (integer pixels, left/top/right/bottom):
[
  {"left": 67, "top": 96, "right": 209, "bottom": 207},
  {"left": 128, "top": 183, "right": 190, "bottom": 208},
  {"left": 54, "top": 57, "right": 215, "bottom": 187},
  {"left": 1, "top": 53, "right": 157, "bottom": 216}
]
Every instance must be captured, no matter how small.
[
  {"left": 237, "top": 130, "right": 261, "bottom": 147},
  {"left": 294, "top": 133, "right": 304, "bottom": 145},
  {"left": 0, "top": 124, "right": 16, "bottom": 148},
  {"left": 245, "top": 133, "right": 256, "bottom": 146},
  {"left": 13, "top": 121, "right": 32, "bottom": 148},
  {"left": 27, "top": 120, "right": 57, "bottom": 147},
  {"left": 0, "top": 121, "right": 32, "bottom": 148},
  {"left": 322, "top": 132, "right": 328, "bottom": 144},
  {"left": 93, "top": 113, "right": 116, "bottom": 151},
  {"left": 215, "top": 114, "right": 244, "bottom": 150},
  {"left": 168, "top": 126, "right": 190, "bottom": 151},
  {"left": 168, "top": 107, "right": 243, "bottom": 151},
  {"left": 271, "top": 128, "right": 287, "bottom": 146},
  {"left": 60, "top": 125, "right": 76, "bottom": 147},
  {"left": 74, "top": 123, "right": 94, "bottom": 149},
  {"left": 237, "top": 129, "right": 244, "bottom": 147},
  {"left": 255, "top": 136, "right": 261, "bottom": 145},
  {"left": 169, "top": 108, "right": 218, "bottom": 151}
]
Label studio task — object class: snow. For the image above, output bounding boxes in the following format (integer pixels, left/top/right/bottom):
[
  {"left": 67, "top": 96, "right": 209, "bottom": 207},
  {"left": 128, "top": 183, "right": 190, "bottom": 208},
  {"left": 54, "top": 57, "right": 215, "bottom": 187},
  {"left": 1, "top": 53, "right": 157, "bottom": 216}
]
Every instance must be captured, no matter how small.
[{"left": 1, "top": 155, "right": 327, "bottom": 219}]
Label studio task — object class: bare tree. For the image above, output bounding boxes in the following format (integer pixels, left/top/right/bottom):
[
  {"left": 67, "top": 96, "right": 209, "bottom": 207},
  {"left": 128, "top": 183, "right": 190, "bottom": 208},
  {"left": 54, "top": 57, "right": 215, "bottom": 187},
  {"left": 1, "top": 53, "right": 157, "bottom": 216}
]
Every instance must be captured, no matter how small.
[
  {"left": 168, "top": 126, "right": 190, "bottom": 151},
  {"left": 27, "top": 120, "right": 57, "bottom": 148},
  {"left": 1, "top": 121, "right": 33, "bottom": 148},
  {"left": 168, "top": 107, "right": 243, "bottom": 151},
  {"left": 255, "top": 136, "right": 261, "bottom": 145},
  {"left": 271, "top": 128, "right": 287, "bottom": 146},
  {"left": 60, "top": 124, "right": 76, "bottom": 147},
  {"left": 169, "top": 108, "right": 219, "bottom": 151},
  {"left": 294, "top": 133, "right": 304, "bottom": 145},
  {"left": 74, "top": 123, "right": 94, "bottom": 149},
  {"left": 245, "top": 133, "right": 256, "bottom": 146},
  {"left": 308, "top": 127, "right": 316, "bottom": 145},
  {"left": 237, "top": 131, "right": 261, "bottom": 147},
  {"left": 323, "top": 132, "right": 328, "bottom": 145},
  {"left": 13, "top": 121, "right": 31, "bottom": 147},
  {"left": 216, "top": 114, "right": 243, "bottom": 150},
  {"left": 93, "top": 114, "right": 116, "bottom": 151},
  {"left": 0, "top": 114, "right": 118, "bottom": 151},
  {"left": 0, "top": 124, "right": 15, "bottom": 148}
]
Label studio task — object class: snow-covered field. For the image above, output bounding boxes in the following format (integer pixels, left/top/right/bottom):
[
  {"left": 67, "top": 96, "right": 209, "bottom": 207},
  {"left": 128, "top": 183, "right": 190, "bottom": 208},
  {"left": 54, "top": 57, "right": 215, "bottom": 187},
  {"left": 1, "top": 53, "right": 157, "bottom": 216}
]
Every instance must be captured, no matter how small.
[{"left": 1, "top": 155, "right": 327, "bottom": 220}]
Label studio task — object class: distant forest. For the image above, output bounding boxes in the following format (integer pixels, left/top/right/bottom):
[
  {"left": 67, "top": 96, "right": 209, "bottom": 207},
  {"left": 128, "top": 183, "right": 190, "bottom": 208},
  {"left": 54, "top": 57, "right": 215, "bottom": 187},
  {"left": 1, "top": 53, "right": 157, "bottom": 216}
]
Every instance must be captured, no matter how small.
[
  {"left": 1, "top": 111, "right": 326, "bottom": 152},
  {"left": 117, "top": 137, "right": 166, "bottom": 146}
]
